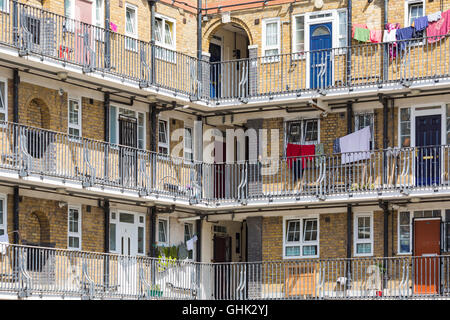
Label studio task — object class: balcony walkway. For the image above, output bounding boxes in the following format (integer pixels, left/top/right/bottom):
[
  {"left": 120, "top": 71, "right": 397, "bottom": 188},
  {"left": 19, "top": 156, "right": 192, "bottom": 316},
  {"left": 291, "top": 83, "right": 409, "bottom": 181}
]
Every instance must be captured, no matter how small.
[
  {"left": 0, "top": 243, "right": 449, "bottom": 300},
  {"left": 0, "top": 122, "right": 449, "bottom": 209},
  {"left": 0, "top": 1, "right": 450, "bottom": 108}
]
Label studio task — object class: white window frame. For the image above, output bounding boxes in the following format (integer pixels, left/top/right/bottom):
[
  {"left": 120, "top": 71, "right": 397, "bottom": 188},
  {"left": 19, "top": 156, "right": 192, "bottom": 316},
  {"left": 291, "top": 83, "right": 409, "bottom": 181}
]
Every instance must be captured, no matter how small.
[
  {"left": 157, "top": 217, "right": 169, "bottom": 246},
  {"left": 158, "top": 118, "right": 170, "bottom": 155},
  {"left": 262, "top": 17, "right": 281, "bottom": 62},
  {"left": 404, "top": 0, "right": 426, "bottom": 28},
  {"left": 137, "top": 213, "right": 146, "bottom": 256},
  {"left": 154, "top": 14, "right": 176, "bottom": 51},
  {"left": 0, "top": 77, "right": 8, "bottom": 123},
  {"left": 111, "top": 105, "right": 146, "bottom": 149},
  {"left": 67, "top": 205, "right": 82, "bottom": 251},
  {"left": 68, "top": 97, "right": 82, "bottom": 138},
  {"left": 284, "top": 118, "right": 320, "bottom": 154},
  {"left": 124, "top": 3, "right": 138, "bottom": 51},
  {"left": 184, "top": 126, "right": 193, "bottom": 162},
  {"left": 282, "top": 215, "right": 319, "bottom": 259},
  {"left": 184, "top": 222, "right": 195, "bottom": 260},
  {"left": 353, "top": 212, "right": 373, "bottom": 257},
  {"left": 292, "top": 14, "right": 305, "bottom": 59},
  {"left": 109, "top": 211, "right": 118, "bottom": 254},
  {"left": 0, "top": 193, "right": 7, "bottom": 238},
  {"left": 0, "top": 0, "right": 9, "bottom": 14}
]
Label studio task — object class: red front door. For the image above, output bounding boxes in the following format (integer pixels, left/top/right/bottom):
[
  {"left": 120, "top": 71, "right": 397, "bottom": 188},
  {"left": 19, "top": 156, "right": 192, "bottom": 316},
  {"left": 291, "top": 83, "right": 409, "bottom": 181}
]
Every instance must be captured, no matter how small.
[{"left": 413, "top": 219, "right": 441, "bottom": 294}]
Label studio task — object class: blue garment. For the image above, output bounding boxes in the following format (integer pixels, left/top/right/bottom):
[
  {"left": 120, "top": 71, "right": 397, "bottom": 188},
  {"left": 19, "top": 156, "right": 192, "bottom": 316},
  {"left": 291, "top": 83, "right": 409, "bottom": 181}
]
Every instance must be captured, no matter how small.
[
  {"left": 333, "top": 138, "right": 341, "bottom": 154},
  {"left": 414, "top": 16, "right": 429, "bottom": 32},
  {"left": 396, "top": 27, "right": 415, "bottom": 51}
]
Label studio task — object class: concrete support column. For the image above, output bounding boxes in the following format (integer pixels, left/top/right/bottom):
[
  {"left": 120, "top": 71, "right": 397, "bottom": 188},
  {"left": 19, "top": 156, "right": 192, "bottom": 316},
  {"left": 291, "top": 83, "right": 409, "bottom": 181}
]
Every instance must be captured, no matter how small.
[{"left": 248, "top": 45, "right": 258, "bottom": 97}]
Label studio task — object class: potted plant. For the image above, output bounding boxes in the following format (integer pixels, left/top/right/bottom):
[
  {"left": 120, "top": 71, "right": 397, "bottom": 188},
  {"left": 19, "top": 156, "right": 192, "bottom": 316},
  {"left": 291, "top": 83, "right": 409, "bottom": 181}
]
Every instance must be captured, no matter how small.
[{"left": 149, "top": 284, "right": 163, "bottom": 297}]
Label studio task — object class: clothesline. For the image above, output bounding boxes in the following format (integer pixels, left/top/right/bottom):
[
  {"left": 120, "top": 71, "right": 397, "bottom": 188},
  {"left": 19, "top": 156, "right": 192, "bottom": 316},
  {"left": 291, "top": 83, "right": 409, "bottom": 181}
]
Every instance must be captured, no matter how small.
[{"left": 352, "top": 9, "right": 450, "bottom": 47}]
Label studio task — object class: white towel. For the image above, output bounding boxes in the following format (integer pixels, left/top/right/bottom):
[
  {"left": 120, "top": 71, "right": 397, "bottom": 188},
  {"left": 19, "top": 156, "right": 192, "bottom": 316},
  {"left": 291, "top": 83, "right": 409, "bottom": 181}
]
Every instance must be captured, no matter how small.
[
  {"left": 0, "top": 233, "right": 9, "bottom": 255},
  {"left": 186, "top": 239, "right": 194, "bottom": 251},
  {"left": 340, "top": 126, "right": 372, "bottom": 164},
  {"left": 428, "top": 11, "right": 442, "bottom": 22},
  {"left": 383, "top": 29, "right": 397, "bottom": 42}
]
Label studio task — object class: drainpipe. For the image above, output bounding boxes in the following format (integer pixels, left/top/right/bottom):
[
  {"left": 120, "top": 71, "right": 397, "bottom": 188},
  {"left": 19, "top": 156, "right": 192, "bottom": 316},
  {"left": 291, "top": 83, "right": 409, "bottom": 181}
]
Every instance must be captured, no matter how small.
[
  {"left": 196, "top": 216, "right": 202, "bottom": 262},
  {"left": 149, "top": 206, "right": 156, "bottom": 257},
  {"left": 197, "top": 0, "right": 202, "bottom": 99},
  {"left": 383, "top": 0, "right": 389, "bottom": 82},
  {"left": 346, "top": 0, "right": 352, "bottom": 86},
  {"left": 149, "top": 0, "right": 158, "bottom": 85},
  {"left": 103, "top": 200, "right": 110, "bottom": 288},
  {"left": 104, "top": 0, "right": 110, "bottom": 69},
  {"left": 13, "top": 70, "right": 19, "bottom": 245},
  {"left": 104, "top": 92, "right": 110, "bottom": 179},
  {"left": 346, "top": 101, "right": 353, "bottom": 288}
]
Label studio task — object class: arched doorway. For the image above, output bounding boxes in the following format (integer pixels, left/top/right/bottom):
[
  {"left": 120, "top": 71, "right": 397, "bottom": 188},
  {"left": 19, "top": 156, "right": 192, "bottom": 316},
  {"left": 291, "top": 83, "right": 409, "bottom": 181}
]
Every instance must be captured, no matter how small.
[
  {"left": 207, "top": 22, "right": 251, "bottom": 100},
  {"left": 23, "top": 211, "right": 51, "bottom": 247}
]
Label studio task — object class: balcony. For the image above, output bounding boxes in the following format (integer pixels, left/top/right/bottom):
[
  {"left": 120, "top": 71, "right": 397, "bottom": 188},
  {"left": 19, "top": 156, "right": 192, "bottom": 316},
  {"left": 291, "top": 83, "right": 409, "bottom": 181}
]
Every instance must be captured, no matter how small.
[
  {"left": 0, "top": 1, "right": 450, "bottom": 107},
  {"left": 0, "top": 243, "right": 449, "bottom": 299},
  {"left": 1, "top": 122, "right": 450, "bottom": 208}
]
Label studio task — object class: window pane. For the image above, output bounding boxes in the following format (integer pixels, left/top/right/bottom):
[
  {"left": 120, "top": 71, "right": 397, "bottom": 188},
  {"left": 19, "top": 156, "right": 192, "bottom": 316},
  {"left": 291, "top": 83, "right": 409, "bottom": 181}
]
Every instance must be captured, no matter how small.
[
  {"left": 285, "top": 246, "right": 300, "bottom": 257},
  {"left": 184, "top": 223, "right": 193, "bottom": 243},
  {"left": 264, "top": 49, "right": 278, "bottom": 56},
  {"left": 119, "top": 213, "right": 134, "bottom": 224},
  {"left": 138, "top": 226, "right": 144, "bottom": 254},
  {"left": 126, "top": 8, "right": 135, "bottom": 35},
  {"left": 399, "top": 226, "right": 410, "bottom": 253},
  {"left": 164, "top": 21, "right": 173, "bottom": 46},
  {"left": 0, "top": 81, "right": 5, "bottom": 111},
  {"left": 295, "top": 16, "right": 304, "bottom": 52},
  {"left": 400, "top": 211, "right": 410, "bottom": 225},
  {"left": 303, "top": 219, "right": 318, "bottom": 241},
  {"left": 265, "top": 22, "right": 278, "bottom": 46},
  {"left": 109, "top": 223, "right": 116, "bottom": 251},
  {"left": 69, "top": 100, "right": 79, "bottom": 125},
  {"left": 356, "top": 243, "right": 371, "bottom": 254},
  {"left": 357, "top": 217, "right": 370, "bottom": 240},
  {"left": 159, "top": 120, "right": 167, "bottom": 144},
  {"left": 338, "top": 11, "right": 347, "bottom": 47},
  {"left": 286, "top": 220, "right": 300, "bottom": 242},
  {"left": 69, "top": 208, "right": 79, "bottom": 233},
  {"left": 69, "top": 236, "right": 79, "bottom": 248},
  {"left": 303, "top": 245, "right": 317, "bottom": 256},
  {"left": 155, "top": 18, "right": 162, "bottom": 43},
  {"left": 158, "top": 220, "right": 167, "bottom": 243}
]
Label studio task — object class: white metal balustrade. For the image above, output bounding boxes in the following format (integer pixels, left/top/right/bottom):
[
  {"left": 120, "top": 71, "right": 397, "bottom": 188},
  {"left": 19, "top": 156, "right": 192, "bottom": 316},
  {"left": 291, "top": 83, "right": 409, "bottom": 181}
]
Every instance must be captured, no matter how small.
[
  {"left": 0, "top": 243, "right": 449, "bottom": 300},
  {"left": 0, "top": 122, "right": 450, "bottom": 205}
]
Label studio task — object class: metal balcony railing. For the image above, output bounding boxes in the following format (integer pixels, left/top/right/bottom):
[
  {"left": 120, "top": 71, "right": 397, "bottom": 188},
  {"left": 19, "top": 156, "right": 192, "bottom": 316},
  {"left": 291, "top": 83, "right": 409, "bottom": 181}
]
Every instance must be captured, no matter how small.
[
  {"left": 0, "top": 243, "right": 449, "bottom": 299},
  {"left": 0, "top": 1, "right": 449, "bottom": 104},
  {"left": 0, "top": 122, "right": 449, "bottom": 205}
]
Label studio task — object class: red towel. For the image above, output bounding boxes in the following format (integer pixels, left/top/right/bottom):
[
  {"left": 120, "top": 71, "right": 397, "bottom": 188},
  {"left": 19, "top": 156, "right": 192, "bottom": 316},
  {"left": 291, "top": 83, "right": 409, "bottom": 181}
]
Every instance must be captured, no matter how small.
[
  {"left": 286, "top": 143, "right": 301, "bottom": 169},
  {"left": 300, "top": 144, "right": 315, "bottom": 169}
]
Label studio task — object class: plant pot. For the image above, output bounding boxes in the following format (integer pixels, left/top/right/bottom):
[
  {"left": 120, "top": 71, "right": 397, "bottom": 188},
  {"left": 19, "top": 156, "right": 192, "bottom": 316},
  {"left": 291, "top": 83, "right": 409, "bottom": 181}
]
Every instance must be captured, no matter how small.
[{"left": 149, "top": 289, "right": 163, "bottom": 297}]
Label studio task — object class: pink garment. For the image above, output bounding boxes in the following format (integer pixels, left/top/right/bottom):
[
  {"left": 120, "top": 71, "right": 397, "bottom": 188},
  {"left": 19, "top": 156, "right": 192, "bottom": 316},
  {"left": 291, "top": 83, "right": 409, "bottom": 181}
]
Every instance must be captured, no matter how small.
[
  {"left": 370, "top": 30, "right": 382, "bottom": 43},
  {"left": 352, "top": 23, "right": 368, "bottom": 38},
  {"left": 110, "top": 22, "right": 118, "bottom": 32},
  {"left": 427, "top": 9, "right": 450, "bottom": 43},
  {"left": 385, "top": 23, "right": 401, "bottom": 60}
]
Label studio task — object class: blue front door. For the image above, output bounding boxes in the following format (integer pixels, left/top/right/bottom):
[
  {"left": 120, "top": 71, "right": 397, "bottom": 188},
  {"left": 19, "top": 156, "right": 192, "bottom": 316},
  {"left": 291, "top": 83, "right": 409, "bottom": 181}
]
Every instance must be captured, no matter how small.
[
  {"left": 415, "top": 115, "right": 441, "bottom": 186},
  {"left": 310, "top": 23, "right": 332, "bottom": 89}
]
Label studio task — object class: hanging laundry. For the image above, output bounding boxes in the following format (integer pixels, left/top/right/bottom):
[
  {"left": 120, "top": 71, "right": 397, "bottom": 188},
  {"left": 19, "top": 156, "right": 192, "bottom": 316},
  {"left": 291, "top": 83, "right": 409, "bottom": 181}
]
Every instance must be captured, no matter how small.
[
  {"left": 384, "top": 23, "right": 401, "bottom": 60},
  {"left": 0, "top": 234, "right": 8, "bottom": 255},
  {"left": 333, "top": 138, "right": 341, "bottom": 154},
  {"left": 340, "top": 126, "right": 372, "bottom": 164},
  {"left": 396, "top": 26, "right": 416, "bottom": 51},
  {"left": 426, "top": 10, "right": 450, "bottom": 44},
  {"left": 370, "top": 30, "right": 383, "bottom": 43},
  {"left": 353, "top": 27, "right": 370, "bottom": 42},
  {"left": 414, "top": 16, "right": 429, "bottom": 32},
  {"left": 110, "top": 22, "right": 118, "bottom": 32},
  {"left": 286, "top": 143, "right": 302, "bottom": 169},
  {"left": 427, "top": 11, "right": 442, "bottom": 23},
  {"left": 352, "top": 23, "right": 368, "bottom": 38},
  {"left": 299, "top": 144, "right": 315, "bottom": 169}
]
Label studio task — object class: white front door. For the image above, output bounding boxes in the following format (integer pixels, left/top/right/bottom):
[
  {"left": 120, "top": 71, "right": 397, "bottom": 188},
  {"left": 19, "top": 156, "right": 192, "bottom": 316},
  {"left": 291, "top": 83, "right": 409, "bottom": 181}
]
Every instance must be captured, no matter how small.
[{"left": 118, "top": 212, "right": 137, "bottom": 256}]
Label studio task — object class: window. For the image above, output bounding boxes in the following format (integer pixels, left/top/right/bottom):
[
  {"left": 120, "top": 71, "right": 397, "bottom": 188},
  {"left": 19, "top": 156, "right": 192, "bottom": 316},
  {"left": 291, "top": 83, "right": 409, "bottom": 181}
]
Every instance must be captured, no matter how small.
[
  {"left": 137, "top": 214, "right": 145, "bottom": 255},
  {"left": 109, "top": 211, "right": 117, "bottom": 252},
  {"left": 262, "top": 18, "right": 280, "bottom": 61},
  {"left": 406, "top": 1, "right": 425, "bottom": 39},
  {"left": 93, "top": 0, "right": 104, "bottom": 40},
  {"left": 354, "top": 112, "right": 374, "bottom": 150},
  {"left": 64, "top": 0, "right": 75, "bottom": 32},
  {"left": 0, "top": 194, "right": 6, "bottom": 237},
  {"left": 184, "top": 222, "right": 194, "bottom": 259},
  {"left": 354, "top": 213, "right": 373, "bottom": 256},
  {"left": 400, "top": 108, "right": 411, "bottom": 147},
  {"left": 0, "top": 0, "right": 9, "bottom": 13},
  {"left": 157, "top": 218, "right": 168, "bottom": 245},
  {"left": 125, "top": 4, "right": 137, "bottom": 51},
  {"left": 155, "top": 15, "right": 176, "bottom": 50},
  {"left": 338, "top": 10, "right": 348, "bottom": 48},
  {"left": 68, "top": 206, "right": 82, "bottom": 250},
  {"left": 68, "top": 98, "right": 81, "bottom": 137},
  {"left": 109, "top": 106, "right": 145, "bottom": 149},
  {"left": 285, "top": 119, "right": 319, "bottom": 148},
  {"left": 0, "top": 79, "right": 7, "bottom": 122},
  {"left": 158, "top": 119, "right": 169, "bottom": 155},
  {"left": 184, "top": 127, "right": 193, "bottom": 161},
  {"left": 284, "top": 217, "right": 319, "bottom": 258},
  {"left": 293, "top": 15, "right": 305, "bottom": 58}
]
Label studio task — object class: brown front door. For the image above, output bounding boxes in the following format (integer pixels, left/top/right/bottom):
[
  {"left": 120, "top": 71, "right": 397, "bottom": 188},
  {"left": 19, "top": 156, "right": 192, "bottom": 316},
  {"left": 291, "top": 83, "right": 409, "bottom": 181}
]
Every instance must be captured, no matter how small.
[
  {"left": 413, "top": 218, "right": 441, "bottom": 294},
  {"left": 213, "top": 235, "right": 231, "bottom": 299}
]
